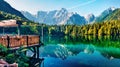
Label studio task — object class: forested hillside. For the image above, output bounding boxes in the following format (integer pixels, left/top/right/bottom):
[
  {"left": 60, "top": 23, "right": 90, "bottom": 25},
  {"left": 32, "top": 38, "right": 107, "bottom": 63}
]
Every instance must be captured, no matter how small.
[
  {"left": 38, "top": 20, "right": 120, "bottom": 36},
  {"left": 104, "top": 9, "right": 120, "bottom": 22},
  {"left": 0, "top": 11, "right": 26, "bottom": 21},
  {"left": 0, "top": 0, "right": 26, "bottom": 19},
  {"left": 18, "top": 19, "right": 120, "bottom": 37}
]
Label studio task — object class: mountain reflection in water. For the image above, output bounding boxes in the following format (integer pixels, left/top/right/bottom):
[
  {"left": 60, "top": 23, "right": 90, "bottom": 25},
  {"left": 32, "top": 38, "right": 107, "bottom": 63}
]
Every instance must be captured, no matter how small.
[{"left": 39, "top": 35, "right": 120, "bottom": 67}]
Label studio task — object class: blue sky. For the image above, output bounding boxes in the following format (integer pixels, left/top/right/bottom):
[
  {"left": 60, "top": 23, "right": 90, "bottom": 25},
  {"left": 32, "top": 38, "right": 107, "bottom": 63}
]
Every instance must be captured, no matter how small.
[{"left": 5, "top": 0, "right": 120, "bottom": 16}]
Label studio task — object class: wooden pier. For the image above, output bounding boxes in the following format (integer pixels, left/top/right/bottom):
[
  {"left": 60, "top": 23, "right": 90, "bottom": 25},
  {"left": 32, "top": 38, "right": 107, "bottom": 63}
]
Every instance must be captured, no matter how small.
[
  {"left": 0, "top": 35, "right": 40, "bottom": 48},
  {"left": 0, "top": 20, "right": 44, "bottom": 66},
  {"left": 0, "top": 35, "right": 44, "bottom": 67},
  {"left": 0, "top": 35, "right": 43, "bottom": 58}
]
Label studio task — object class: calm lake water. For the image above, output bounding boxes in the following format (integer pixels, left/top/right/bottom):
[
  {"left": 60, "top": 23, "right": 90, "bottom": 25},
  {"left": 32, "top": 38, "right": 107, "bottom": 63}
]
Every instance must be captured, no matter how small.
[{"left": 39, "top": 35, "right": 120, "bottom": 67}]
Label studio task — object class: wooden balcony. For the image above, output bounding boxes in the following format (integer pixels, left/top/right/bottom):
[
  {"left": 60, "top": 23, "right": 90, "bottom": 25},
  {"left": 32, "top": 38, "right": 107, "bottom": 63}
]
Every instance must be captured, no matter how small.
[{"left": 0, "top": 35, "right": 40, "bottom": 49}]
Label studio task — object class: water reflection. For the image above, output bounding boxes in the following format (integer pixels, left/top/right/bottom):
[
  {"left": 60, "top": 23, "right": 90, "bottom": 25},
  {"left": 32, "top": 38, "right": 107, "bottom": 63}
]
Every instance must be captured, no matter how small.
[
  {"left": 40, "top": 35, "right": 120, "bottom": 67},
  {"left": 40, "top": 45, "right": 72, "bottom": 60},
  {"left": 40, "top": 44, "right": 120, "bottom": 67},
  {"left": 42, "top": 35, "right": 120, "bottom": 47}
]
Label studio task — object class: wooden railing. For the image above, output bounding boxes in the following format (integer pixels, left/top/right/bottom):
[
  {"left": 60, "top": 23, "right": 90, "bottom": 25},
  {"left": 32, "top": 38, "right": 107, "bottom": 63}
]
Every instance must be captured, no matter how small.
[{"left": 0, "top": 35, "right": 40, "bottom": 48}]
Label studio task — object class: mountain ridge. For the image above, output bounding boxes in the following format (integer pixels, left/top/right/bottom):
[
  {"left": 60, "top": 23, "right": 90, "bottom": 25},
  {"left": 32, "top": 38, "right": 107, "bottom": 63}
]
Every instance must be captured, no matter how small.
[
  {"left": 95, "top": 7, "right": 116, "bottom": 22},
  {"left": 85, "top": 14, "right": 95, "bottom": 24},
  {"left": 0, "top": 0, "right": 27, "bottom": 19},
  {"left": 103, "top": 8, "right": 120, "bottom": 22},
  {"left": 22, "top": 8, "right": 87, "bottom": 25},
  {"left": 21, "top": 7, "right": 120, "bottom": 25}
]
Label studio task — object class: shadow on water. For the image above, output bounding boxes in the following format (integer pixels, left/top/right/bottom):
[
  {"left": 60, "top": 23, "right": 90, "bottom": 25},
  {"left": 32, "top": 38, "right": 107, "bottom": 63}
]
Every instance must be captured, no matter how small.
[{"left": 39, "top": 35, "right": 120, "bottom": 67}]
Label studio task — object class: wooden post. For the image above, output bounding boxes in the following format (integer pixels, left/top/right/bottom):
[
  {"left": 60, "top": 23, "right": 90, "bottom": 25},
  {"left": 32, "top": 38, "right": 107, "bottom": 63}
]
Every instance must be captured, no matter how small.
[
  {"left": 37, "top": 46, "right": 39, "bottom": 58},
  {"left": 7, "top": 35, "right": 10, "bottom": 48},
  {"left": 2, "top": 27, "right": 5, "bottom": 35},
  {"left": 17, "top": 25, "right": 21, "bottom": 36},
  {"left": 26, "top": 36, "right": 28, "bottom": 46},
  {"left": 24, "top": 51, "right": 27, "bottom": 55},
  {"left": 41, "top": 25, "right": 44, "bottom": 42},
  {"left": 33, "top": 47, "right": 37, "bottom": 58},
  {"left": 39, "top": 35, "right": 41, "bottom": 45},
  {"left": 17, "top": 20, "right": 22, "bottom": 36}
]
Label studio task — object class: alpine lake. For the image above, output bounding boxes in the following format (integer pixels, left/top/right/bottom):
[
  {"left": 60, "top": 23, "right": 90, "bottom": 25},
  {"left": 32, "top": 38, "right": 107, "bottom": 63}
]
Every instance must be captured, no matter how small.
[{"left": 31, "top": 35, "right": 120, "bottom": 67}]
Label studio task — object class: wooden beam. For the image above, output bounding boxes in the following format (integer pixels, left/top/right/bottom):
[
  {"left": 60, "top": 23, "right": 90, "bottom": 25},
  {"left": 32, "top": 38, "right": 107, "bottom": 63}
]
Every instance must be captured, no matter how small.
[
  {"left": 32, "top": 47, "right": 37, "bottom": 58},
  {"left": 26, "top": 36, "right": 29, "bottom": 46},
  {"left": 37, "top": 46, "right": 39, "bottom": 58},
  {"left": 17, "top": 25, "right": 21, "bottom": 36},
  {"left": 2, "top": 27, "right": 4, "bottom": 35},
  {"left": 7, "top": 35, "right": 10, "bottom": 48}
]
